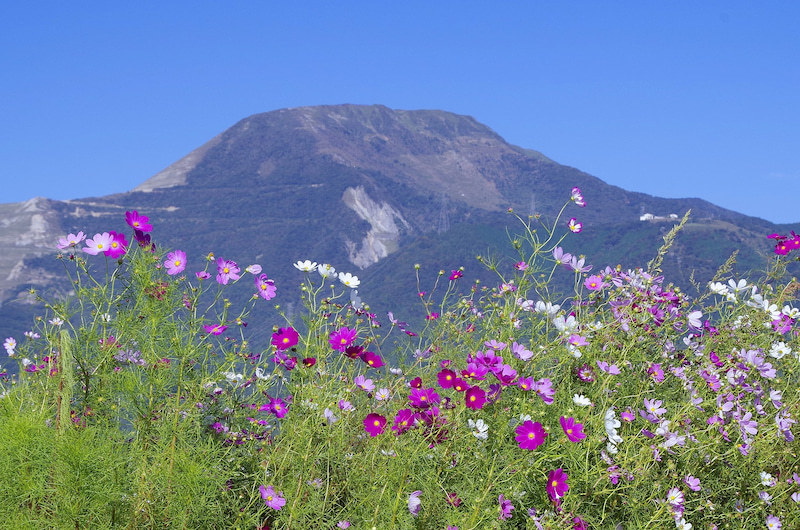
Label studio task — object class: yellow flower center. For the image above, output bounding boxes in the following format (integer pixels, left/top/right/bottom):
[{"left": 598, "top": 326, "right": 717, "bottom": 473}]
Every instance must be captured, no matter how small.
[
  {"left": 174, "top": 260, "right": 181, "bottom": 267},
  {"left": 223, "top": 267, "right": 230, "bottom": 274}
]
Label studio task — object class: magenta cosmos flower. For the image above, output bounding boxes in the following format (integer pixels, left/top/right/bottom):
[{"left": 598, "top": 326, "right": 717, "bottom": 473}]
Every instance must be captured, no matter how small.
[
  {"left": 125, "top": 210, "right": 153, "bottom": 233},
  {"left": 329, "top": 327, "right": 357, "bottom": 351},
  {"left": 259, "top": 484, "right": 286, "bottom": 510},
  {"left": 409, "top": 387, "right": 440, "bottom": 409},
  {"left": 360, "top": 350, "right": 384, "bottom": 369},
  {"left": 546, "top": 468, "right": 569, "bottom": 502},
  {"left": 216, "top": 258, "right": 240, "bottom": 285},
  {"left": 515, "top": 420, "right": 547, "bottom": 450},
  {"left": 364, "top": 413, "right": 387, "bottom": 436},
  {"left": 392, "top": 409, "right": 415, "bottom": 434},
  {"left": 559, "top": 416, "right": 586, "bottom": 443},
  {"left": 464, "top": 385, "right": 486, "bottom": 410},
  {"left": 271, "top": 327, "right": 299, "bottom": 350},
  {"left": 255, "top": 273, "right": 277, "bottom": 300},
  {"left": 438, "top": 368, "right": 457, "bottom": 388},
  {"left": 203, "top": 323, "right": 227, "bottom": 335},
  {"left": 164, "top": 250, "right": 187, "bottom": 275}
]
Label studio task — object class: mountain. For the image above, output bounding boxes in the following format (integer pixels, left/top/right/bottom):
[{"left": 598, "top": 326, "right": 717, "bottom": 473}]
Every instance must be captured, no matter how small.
[{"left": 0, "top": 104, "right": 790, "bottom": 342}]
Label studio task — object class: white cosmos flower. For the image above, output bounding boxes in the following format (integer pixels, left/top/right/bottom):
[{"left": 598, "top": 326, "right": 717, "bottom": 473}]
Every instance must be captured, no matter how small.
[
  {"left": 317, "top": 263, "right": 336, "bottom": 278},
  {"left": 223, "top": 371, "right": 243, "bottom": 384},
  {"left": 708, "top": 282, "right": 730, "bottom": 296},
  {"left": 769, "top": 341, "right": 792, "bottom": 360},
  {"left": 468, "top": 418, "right": 489, "bottom": 440},
  {"left": 573, "top": 394, "right": 591, "bottom": 407},
  {"left": 293, "top": 260, "right": 318, "bottom": 272},
  {"left": 728, "top": 278, "right": 748, "bottom": 294},
  {"left": 534, "top": 301, "right": 561, "bottom": 316},
  {"left": 782, "top": 305, "right": 800, "bottom": 319},
  {"left": 338, "top": 272, "right": 360, "bottom": 288},
  {"left": 552, "top": 314, "right": 577, "bottom": 333},
  {"left": 604, "top": 408, "right": 623, "bottom": 445}
]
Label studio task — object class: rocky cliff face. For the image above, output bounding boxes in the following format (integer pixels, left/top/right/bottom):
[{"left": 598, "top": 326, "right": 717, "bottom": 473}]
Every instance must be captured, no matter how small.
[
  {"left": 0, "top": 197, "right": 64, "bottom": 301},
  {"left": 342, "top": 186, "right": 412, "bottom": 268}
]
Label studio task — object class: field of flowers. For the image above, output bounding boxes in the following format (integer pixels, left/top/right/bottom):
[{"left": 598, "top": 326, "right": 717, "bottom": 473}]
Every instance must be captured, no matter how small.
[{"left": 1, "top": 189, "right": 798, "bottom": 529}]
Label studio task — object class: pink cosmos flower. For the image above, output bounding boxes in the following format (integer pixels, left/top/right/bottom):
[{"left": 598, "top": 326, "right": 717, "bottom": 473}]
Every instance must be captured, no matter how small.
[
  {"left": 203, "top": 323, "right": 227, "bottom": 335},
  {"left": 514, "top": 261, "right": 528, "bottom": 271},
  {"left": 534, "top": 378, "right": 556, "bottom": 405},
  {"left": 354, "top": 375, "right": 375, "bottom": 392},
  {"left": 498, "top": 494, "right": 514, "bottom": 520},
  {"left": 83, "top": 232, "right": 114, "bottom": 255},
  {"left": 568, "top": 217, "right": 582, "bottom": 233},
  {"left": 164, "top": 250, "right": 187, "bottom": 275},
  {"left": 570, "top": 187, "right": 586, "bottom": 207},
  {"left": 583, "top": 274, "right": 606, "bottom": 291},
  {"left": 57, "top": 232, "right": 85, "bottom": 250},
  {"left": 364, "top": 413, "right": 387, "bottom": 436},
  {"left": 259, "top": 484, "right": 286, "bottom": 510},
  {"left": 766, "top": 515, "right": 782, "bottom": 529},
  {"left": 515, "top": 420, "right": 547, "bottom": 450},
  {"left": 255, "top": 273, "right": 277, "bottom": 300},
  {"left": 684, "top": 475, "right": 701, "bottom": 492},
  {"left": 408, "top": 490, "right": 422, "bottom": 516},
  {"left": 465, "top": 385, "right": 486, "bottom": 410},
  {"left": 269, "top": 397, "right": 289, "bottom": 418},
  {"left": 553, "top": 246, "right": 572, "bottom": 265},
  {"left": 546, "top": 468, "right": 569, "bottom": 503},
  {"left": 560, "top": 416, "right": 586, "bottom": 442},
  {"left": 195, "top": 271, "right": 211, "bottom": 280},
  {"left": 215, "top": 258, "right": 240, "bottom": 285},
  {"left": 271, "top": 327, "right": 299, "bottom": 350},
  {"left": 511, "top": 341, "right": 533, "bottom": 361},
  {"left": 449, "top": 270, "right": 463, "bottom": 280},
  {"left": 329, "top": 327, "right": 357, "bottom": 351},
  {"left": 596, "top": 360, "right": 621, "bottom": 375},
  {"left": 125, "top": 210, "right": 153, "bottom": 233}
]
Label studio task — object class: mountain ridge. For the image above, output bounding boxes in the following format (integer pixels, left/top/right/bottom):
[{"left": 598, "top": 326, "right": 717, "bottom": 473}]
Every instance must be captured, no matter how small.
[{"left": 0, "top": 104, "right": 790, "bottom": 342}]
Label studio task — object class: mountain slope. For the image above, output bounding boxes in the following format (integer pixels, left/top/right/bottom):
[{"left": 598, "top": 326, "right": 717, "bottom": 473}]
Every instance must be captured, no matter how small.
[{"left": 0, "top": 104, "right": 788, "bottom": 342}]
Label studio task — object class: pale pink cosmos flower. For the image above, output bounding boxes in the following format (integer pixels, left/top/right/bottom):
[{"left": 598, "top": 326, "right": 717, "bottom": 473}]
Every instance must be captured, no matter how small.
[
  {"left": 568, "top": 217, "right": 582, "bottom": 233},
  {"left": 57, "top": 232, "right": 85, "bottom": 250},
  {"left": 259, "top": 484, "right": 286, "bottom": 510},
  {"left": 164, "top": 250, "right": 187, "bottom": 275},
  {"left": 83, "top": 232, "right": 114, "bottom": 255},
  {"left": 215, "top": 258, "right": 240, "bottom": 285}
]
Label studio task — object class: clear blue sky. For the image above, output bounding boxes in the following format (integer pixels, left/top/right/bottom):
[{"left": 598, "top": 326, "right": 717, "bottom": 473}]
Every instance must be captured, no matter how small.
[{"left": 2, "top": 2, "right": 798, "bottom": 223}]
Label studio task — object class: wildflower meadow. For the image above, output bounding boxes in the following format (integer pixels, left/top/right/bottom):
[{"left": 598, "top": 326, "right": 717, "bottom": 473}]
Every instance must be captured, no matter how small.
[{"left": 1, "top": 189, "right": 799, "bottom": 529}]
